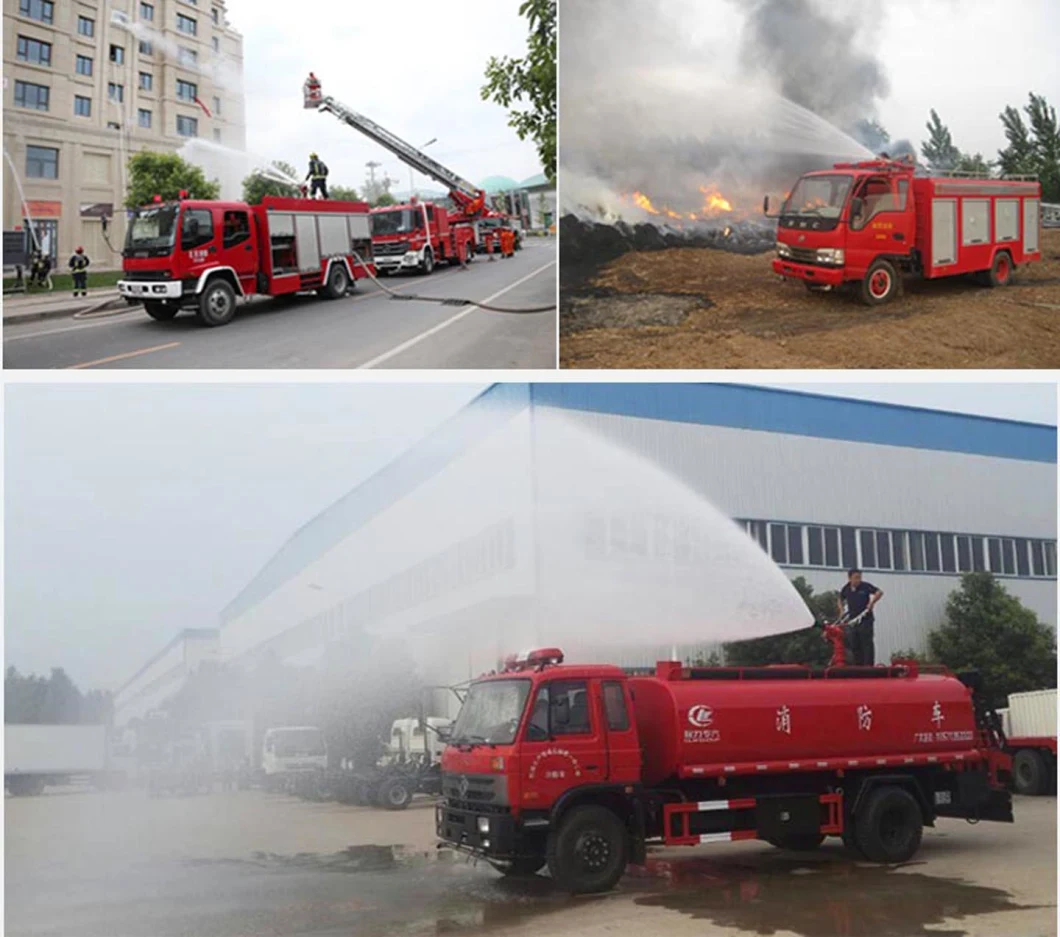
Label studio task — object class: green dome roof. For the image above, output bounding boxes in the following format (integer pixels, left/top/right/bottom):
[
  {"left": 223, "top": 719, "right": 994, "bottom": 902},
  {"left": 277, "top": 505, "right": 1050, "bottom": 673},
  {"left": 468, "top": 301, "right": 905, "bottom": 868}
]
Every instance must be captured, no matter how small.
[
  {"left": 479, "top": 175, "right": 520, "bottom": 194},
  {"left": 520, "top": 172, "right": 549, "bottom": 187}
]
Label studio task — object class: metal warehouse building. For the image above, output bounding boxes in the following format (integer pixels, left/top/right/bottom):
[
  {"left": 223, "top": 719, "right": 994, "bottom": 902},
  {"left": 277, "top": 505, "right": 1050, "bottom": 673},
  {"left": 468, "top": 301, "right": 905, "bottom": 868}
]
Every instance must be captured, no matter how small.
[{"left": 218, "top": 384, "right": 1057, "bottom": 705}]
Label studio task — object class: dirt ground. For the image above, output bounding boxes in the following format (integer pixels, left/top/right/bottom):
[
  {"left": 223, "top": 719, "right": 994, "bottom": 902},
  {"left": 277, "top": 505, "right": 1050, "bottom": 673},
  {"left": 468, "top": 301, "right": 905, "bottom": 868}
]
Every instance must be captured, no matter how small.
[{"left": 560, "top": 228, "right": 1060, "bottom": 369}]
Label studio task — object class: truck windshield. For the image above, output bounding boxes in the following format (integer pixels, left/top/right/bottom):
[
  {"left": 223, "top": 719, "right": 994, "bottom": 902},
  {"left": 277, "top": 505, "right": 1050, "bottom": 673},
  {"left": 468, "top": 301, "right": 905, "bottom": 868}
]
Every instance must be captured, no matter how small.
[
  {"left": 124, "top": 205, "right": 179, "bottom": 256},
  {"left": 371, "top": 209, "right": 418, "bottom": 235},
  {"left": 451, "top": 679, "right": 531, "bottom": 746},
  {"left": 783, "top": 174, "right": 853, "bottom": 219},
  {"left": 270, "top": 730, "right": 325, "bottom": 757}
]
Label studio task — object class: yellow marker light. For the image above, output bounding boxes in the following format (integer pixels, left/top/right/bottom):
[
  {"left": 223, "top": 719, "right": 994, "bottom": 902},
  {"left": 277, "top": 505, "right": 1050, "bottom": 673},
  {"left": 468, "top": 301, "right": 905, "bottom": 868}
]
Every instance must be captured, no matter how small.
[{"left": 490, "top": 756, "right": 505, "bottom": 772}]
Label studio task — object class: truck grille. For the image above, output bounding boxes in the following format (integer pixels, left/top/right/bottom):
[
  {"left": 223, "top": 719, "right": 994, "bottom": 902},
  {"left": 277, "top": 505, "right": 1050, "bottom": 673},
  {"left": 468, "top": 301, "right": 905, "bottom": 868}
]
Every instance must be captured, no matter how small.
[
  {"left": 786, "top": 246, "right": 820, "bottom": 264},
  {"left": 374, "top": 240, "right": 410, "bottom": 257},
  {"left": 442, "top": 772, "right": 508, "bottom": 809},
  {"left": 122, "top": 269, "right": 172, "bottom": 280}
]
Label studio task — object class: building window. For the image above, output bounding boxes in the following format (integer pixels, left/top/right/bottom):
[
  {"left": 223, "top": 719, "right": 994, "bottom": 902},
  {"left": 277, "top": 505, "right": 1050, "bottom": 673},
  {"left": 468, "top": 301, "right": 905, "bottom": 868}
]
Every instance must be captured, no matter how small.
[
  {"left": 212, "top": 6, "right": 220, "bottom": 23},
  {"left": 858, "top": 529, "right": 876, "bottom": 569},
  {"left": 76, "top": 54, "right": 93, "bottom": 76},
  {"left": 875, "top": 530, "right": 892, "bottom": 569},
  {"left": 213, "top": 128, "right": 221, "bottom": 142},
  {"left": 212, "top": 36, "right": 220, "bottom": 52},
  {"left": 107, "top": 121, "right": 121, "bottom": 130},
  {"left": 74, "top": 95, "right": 92, "bottom": 117},
  {"left": 1015, "top": 539, "right": 1030, "bottom": 577},
  {"left": 987, "top": 537, "right": 1001, "bottom": 573},
  {"left": 139, "top": 72, "right": 153, "bottom": 91},
  {"left": 178, "top": 47, "right": 198, "bottom": 67},
  {"left": 769, "top": 523, "right": 788, "bottom": 564},
  {"left": 110, "top": 45, "right": 125, "bottom": 65},
  {"left": 956, "top": 535, "right": 972, "bottom": 572},
  {"left": 140, "top": 2, "right": 154, "bottom": 20},
  {"left": 212, "top": 96, "right": 221, "bottom": 115},
  {"left": 1045, "top": 542, "right": 1057, "bottom": 578},
  {"left": 1031, "top": 540, "right": 1047, "bottom": 577},
  {"left": 78, "top": 15, "right": 95, "bottom": 37},
  {"left": 108, "top": 83, "right": 124, "bottom": 103},
  {"left": 840, "top": 527, "right": 857, "bottom": 569},
  {"left": 176, "top": 115, "right": 198, "bottom": 137},
  {"left": 939, "top": 534, "right": 956, "bottom": 573},
  {"left": 971, "top": 537, "right": 986, "bottom": 572},
  {"left": 17, "top": 35, "right": 52, "bottom": 67},
  {"left": 138, "top": 108, "right": 152, "bottom": 128},
  {"left": 892, "top": 531, "right": 907, "bottom": 571},
  {"left": 139, "top": 40, "right": 153, "bottom": 55},
  {"left": 25, "top": 145, "right": 58, "bottom": 180},
  {"left": 177, "top": 13, "right": 197, "bottom": 35},
  {"left": 19, "top": 0, "right": 54, "bottom": 25},
  {"left": 923, "top": 532, "right": 940, "bottom": 572},
  {"left": 1000, "top": 538, "right": 1017, "bottom": 576},
  {"left": 176, "top": 79, "right": 197, "bottom": 101},
  {"left": 14, "top": 80, "right": 49, "bottom": 112}
]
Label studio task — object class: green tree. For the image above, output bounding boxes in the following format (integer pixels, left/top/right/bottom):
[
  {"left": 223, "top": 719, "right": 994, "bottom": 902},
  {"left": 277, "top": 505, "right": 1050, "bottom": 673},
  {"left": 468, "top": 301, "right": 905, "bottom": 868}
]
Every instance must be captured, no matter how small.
[
  {"left": 998, "top": 94, "right": 1060, "bottom": 200},
  {"left": 853, "top": 118, "right": 890, "bottom": 153},
  {"left": 329, "top": 185, "right": 360, "bottom": 202},
  {"left": 241, "top": 160, "right": 300, "bottom": 205},
  {"left": 926, "top": 573, "right": 1056, "bottom": 709},
  {"left": 724, "top": 577, "right": 838, "bottom": 667},
  {"left": 373, "top": 192, "right": 397, "bottom": 207},
  {"left": 481, "top": 0, "right": 556, "bottom": 181},
  {"left": 956, "top": 153, "right": 993, "bottom": 175},
  {"left": 998, "top": 105, "right": 1036, "bottom": 176},
  {"left": 921, "top": 109, "right": 961, "bottom": 172},
  {"left": 125, "top": 151, "right": 220, "bottom": 209}
]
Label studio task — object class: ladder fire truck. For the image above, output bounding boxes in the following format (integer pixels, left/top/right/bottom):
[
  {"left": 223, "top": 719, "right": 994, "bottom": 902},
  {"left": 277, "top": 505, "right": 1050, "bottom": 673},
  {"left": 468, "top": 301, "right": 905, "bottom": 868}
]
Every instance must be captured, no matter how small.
[{"left": 303, "top": 73, "right": 514, "bottom": 274}]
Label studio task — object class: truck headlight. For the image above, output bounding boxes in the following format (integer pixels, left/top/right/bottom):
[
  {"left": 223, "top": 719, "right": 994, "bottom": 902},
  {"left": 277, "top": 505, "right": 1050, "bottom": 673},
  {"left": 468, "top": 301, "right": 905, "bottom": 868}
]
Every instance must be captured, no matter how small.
[
  {"left": 776, "top": 242, "right": 792, "bottom": 258},
  {"left": 816, "top": 248, "right": 845, "bottom": 265},
  {"left": 477, "top": 816, "right": 490, "bottom": 834}
]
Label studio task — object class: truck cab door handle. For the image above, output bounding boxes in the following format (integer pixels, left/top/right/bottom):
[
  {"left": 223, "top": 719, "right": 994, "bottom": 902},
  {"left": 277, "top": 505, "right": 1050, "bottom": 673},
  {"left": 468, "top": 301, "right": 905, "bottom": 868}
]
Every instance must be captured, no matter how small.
[
  {"left": 893, "top": 233, "right": 906, "bottom": 241},
  {"left": 585, "top": 764, "right": 599, "bottom": 771}
]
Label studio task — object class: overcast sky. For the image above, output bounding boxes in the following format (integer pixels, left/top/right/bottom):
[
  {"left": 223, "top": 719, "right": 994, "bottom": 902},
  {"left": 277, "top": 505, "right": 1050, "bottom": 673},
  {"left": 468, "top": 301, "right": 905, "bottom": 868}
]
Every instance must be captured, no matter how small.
[
  {"left": 219, "top": 0, "right": 543, "bottom": 196},
  {"left": 5, "top": 381, "right": 1055, "bottom": 692}
]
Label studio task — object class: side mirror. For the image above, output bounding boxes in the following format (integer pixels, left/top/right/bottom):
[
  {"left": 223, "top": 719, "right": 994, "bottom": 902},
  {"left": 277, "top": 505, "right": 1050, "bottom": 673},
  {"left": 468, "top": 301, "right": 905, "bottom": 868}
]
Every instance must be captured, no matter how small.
[{"left": 850, "top": 196, "right": 864, "bottom": 218}]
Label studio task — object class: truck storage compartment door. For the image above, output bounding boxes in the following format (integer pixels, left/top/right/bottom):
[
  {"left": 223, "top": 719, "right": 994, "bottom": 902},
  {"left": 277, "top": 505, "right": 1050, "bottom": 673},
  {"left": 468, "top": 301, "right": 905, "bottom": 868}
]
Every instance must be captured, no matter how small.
[
  {"left": 295, "top": 215, "right": 320, "bottom": 272},
  {"left": 995, "top": 199, "right": 1019, "bottom": 243},
  {"left": 961, "top": 199, "right": 989, "bottom": 247},
  {"left": 1024, "top": 199, "right": 1040, "bottom": 253},
  {"left": 932, "top": 199, "right": 957, "bottom": 266},
  {"left": 318, "top": 214, "right": 348, "bottom": 257}
]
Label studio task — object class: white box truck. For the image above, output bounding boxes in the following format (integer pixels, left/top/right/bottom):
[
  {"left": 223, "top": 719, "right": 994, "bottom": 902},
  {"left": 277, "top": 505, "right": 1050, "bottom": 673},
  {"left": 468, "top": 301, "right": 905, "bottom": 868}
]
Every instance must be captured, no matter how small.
[
  {"left": 997, "top": 689, "right": 1057, "bottom": 796},
  {"left": 4, "top": 724, "right": 116, "bottom": 795}
]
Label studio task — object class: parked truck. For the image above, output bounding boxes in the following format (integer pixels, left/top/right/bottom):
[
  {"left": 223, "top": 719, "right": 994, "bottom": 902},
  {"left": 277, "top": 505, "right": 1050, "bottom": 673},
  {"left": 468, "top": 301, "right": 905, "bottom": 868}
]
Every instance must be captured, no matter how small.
[
  {"left": 998, "top": 689, "right": 1056, "bottom": 796},
  {"left": 118, "top": 193, "right": 374, "bottom": 326},
  {"left": 766, "top": 158, "right": 1042, "bottom": 305},
  {"left": 436, "top": 646, "right": 1013, "bottom": 894},
  {"left": 261, "top": 725, "right": 328, "bottom": 792},
  {"left": 4, "top": 724, "right": 121, "bottom": 796},
  {"left": 370, "top": 200, "right": 475, "bottom": 275}
]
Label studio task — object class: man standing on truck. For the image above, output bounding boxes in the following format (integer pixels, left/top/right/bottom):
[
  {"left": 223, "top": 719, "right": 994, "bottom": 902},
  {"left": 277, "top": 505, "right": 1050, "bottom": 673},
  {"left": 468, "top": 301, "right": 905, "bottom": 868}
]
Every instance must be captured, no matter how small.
[
  {"left": 838, "top": 568, "right": 883, "bottom": 665},
  {"left": 306, "top": 152, "right": 329, "bottom": 199}
]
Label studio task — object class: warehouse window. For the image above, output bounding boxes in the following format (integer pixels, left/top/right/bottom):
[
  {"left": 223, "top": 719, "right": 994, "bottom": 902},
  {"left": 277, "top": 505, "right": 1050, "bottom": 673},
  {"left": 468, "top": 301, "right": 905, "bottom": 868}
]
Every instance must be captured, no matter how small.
[
  {"left": 807, "top": 526, "right": 823, "bottom": 566},
  {"left": 1015, "top": 539, "right": 1030, "bottom": 577},
  {"left": 875, "top": 530, "right": 892, "bottom": 570},
  {"left": 908, "top": 531, "right": 925, "bottom": 571},
  {"left": 1001, "top": 538, "right": 1016, "bottom": 576},
  {"left": 770, "top": 524, "right": 788, "bottom": 564},
  {"left": 939, "top": 535, "right": 956, "bottom": 573},
  {"left": 956, "top": 535, "right": 972, "bottom": 572},
  {"left": 892, "top": 531, "right": 907, "bottom": 571},
  {"left": 923, "top": 533, "right": 941, "bottom": 572},
  {"left": 840, "top": 527, "right": 857, "bottom": 569},
  {"left": 1045, "top": 542, "right": 1057, "bottom": 578},
  {"left": 824, "top": 528, "right": 840, "bottom": 567},
  {"left": 787, "top": 526, "right": 804, "bottom": 565},
  {"left": 972, "top": 537, "right": 986, "bottom": 572},
  {"left": 987, "top": 538, "right": 1001, "bottom": 573},
  {"left": 859, "top": 530, "right": 877, "bottom": 569},
  {"left": 1030, "top": 540, "right": 1046, "bottom": 577}
]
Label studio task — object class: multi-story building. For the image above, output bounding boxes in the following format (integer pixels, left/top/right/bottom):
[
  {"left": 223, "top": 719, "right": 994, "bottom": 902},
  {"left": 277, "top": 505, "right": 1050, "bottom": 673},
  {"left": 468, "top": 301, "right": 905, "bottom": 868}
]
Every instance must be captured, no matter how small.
[{"left": 3, "top": 0, "right": 245, "bottom": 268}]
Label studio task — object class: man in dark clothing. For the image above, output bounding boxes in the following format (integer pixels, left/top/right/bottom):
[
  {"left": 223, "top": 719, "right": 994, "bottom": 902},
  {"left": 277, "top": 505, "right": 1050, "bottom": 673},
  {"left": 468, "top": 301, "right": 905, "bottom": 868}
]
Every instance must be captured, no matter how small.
[
  {"left": 306, "top": 152, "right": 329, "bottom": 199},
  {"left": 838, "top": 568, "right": 884, "bottom": 666},
  {"left": 69, "top": 246, "right": 90, "bottom": 297}
]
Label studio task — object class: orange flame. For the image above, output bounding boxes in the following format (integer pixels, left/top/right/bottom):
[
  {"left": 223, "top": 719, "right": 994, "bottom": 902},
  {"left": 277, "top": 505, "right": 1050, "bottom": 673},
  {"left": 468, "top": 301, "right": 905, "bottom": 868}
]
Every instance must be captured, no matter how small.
[
  {"left": 624, "top": 184, "right": 737, "bottom": 223},
  {"left": 699, "top": 185, "right": 733, "bottom": 213},
  {"left": 632, "top": 191, "right": 659, "bottom": 215}
]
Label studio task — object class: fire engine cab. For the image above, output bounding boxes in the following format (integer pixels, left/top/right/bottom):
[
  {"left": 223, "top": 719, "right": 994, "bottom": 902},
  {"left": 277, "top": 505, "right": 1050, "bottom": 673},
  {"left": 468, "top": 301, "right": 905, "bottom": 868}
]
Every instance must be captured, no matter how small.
[
  {"left": 767, "top": 159, "right": 1042, "bottom": 305},
  {"left": 118, "top": 193, "right": 374, "bottom": 326}
]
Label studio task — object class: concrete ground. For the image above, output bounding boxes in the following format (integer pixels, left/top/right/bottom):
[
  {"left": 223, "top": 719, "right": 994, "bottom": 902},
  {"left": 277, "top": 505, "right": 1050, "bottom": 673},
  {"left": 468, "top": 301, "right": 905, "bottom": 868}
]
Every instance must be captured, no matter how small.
[
  {"left": 3, "top": 240, "right": 556, "bottom": 369},
  {"left": 5, "top": 787, "right": 1055, "bottom": 937}
]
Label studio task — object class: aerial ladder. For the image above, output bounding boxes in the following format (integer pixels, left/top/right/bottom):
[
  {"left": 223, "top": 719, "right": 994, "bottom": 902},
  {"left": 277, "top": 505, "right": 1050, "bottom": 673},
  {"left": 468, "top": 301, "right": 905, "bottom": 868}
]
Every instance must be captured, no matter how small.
[{"left": 303, "top": 73, "right": 489, "bottom": 220}]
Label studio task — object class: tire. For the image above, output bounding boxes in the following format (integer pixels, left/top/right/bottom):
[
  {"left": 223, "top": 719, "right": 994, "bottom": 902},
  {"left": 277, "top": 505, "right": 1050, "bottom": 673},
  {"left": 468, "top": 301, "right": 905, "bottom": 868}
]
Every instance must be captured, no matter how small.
[
  {"left": 841, "top": 816, "right": 864, "bottom": 857},
  {"left": 1013, "top": 749, "right": 1048, "bottom": 796},
  {"left": 854, "top": 785, "right": 923, "bottom": 863},
  {"left": 196, "top": 279, "right": 237, "bottom": 327},
  {"left": 767, "top": 833, "right": 825, "bottom": 851},
  {"left": 144, "top": 301, "right": 178, "bottom": 321},
  {"left": 378, "top": 777, "right": 412, "bottom": 810},
  {"left": 421, "top": 249, "right": 434, "bottom": 275},
  {"left": 546, "top": 805, "right": 628, "bottom": 894},
  {"left": 320, "top": 262, "right": 349, "bottom": 299},
  {"left": 490, "top": 856, "right": 547, "bottom": 877},
  {"left": 859, "top": 259, "right": 900, "bottom": 306},
  {"left": 987, "top": 251, "right": 1013, "bottom": 288}
]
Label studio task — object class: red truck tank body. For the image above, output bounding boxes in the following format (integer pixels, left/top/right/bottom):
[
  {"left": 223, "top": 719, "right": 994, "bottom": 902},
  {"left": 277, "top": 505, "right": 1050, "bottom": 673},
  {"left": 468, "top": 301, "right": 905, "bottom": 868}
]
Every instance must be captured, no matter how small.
[{"left": 630, "top": 663, "right": 978, "bottom": 787}]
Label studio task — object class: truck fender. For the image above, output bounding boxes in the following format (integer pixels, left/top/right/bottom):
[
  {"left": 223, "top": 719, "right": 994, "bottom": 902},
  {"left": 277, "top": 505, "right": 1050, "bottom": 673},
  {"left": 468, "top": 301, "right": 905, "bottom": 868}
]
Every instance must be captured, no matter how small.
[
  {"left": 195, "top": 267, "right": 245, "bottom": 297},
  {"left": 323, "top": 256, "right": 356, "bottom": 284},
  {"left": 549, "top": 783, "right": 642, "bottom": 853},
  {"left": 850, "top": 773, "right": 932, "bottom": 825}
]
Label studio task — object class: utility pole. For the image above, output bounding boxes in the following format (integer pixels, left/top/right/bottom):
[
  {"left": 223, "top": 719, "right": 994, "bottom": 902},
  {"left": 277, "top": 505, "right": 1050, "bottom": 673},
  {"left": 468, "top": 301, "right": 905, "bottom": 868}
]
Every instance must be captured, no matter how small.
[{"left": 365, "top": 160, "right": 381, "bottom": 201}]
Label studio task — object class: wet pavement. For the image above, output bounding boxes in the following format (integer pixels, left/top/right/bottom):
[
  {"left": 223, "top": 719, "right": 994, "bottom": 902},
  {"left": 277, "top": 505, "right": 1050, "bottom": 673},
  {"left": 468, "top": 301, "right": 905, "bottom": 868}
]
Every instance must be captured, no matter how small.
[{"left": 5, "top": 789, "right": 1056, "bottom": 937}]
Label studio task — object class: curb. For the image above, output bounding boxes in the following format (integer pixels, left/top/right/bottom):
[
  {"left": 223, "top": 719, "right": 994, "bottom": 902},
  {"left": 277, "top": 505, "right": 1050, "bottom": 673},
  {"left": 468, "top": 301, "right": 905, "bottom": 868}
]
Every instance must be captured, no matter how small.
[{"left": 4, "top": 296, "right": 132, "bottom": 325}]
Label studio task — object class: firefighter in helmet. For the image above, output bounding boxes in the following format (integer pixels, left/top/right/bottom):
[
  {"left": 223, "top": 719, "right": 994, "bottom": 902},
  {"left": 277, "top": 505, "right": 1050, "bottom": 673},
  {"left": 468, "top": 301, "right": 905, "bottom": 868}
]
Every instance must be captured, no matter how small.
[
  {"left": 306, "top": 152, "right": 329, "bottom": 199},
  {"left": 69, "top": 246, "right": 90, "bottom": 297}
]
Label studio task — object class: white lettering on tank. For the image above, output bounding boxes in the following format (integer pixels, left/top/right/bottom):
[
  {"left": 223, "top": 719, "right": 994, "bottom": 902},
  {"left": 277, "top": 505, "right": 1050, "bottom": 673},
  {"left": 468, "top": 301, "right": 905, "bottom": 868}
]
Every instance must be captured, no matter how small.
[{"left": 776, "top": 705, "right": 792, "bottom": 735}]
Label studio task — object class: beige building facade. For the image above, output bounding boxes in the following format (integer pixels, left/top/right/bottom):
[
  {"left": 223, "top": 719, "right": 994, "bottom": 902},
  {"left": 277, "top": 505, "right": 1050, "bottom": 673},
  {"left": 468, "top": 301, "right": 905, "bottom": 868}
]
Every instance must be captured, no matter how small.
[{"left": 3, "top": 0, "right": 245, "bottom": 269}]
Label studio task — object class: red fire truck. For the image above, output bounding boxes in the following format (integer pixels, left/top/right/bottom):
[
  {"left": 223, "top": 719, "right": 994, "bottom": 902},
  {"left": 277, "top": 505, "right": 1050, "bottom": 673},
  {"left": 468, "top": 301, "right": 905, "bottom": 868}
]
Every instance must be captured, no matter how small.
[
  {"left": 436, "top": 644, "right": 1013, "bottom": 894},
  {"left": 767, "top": 159, "right": 1042, "bottom": 305},
  {"left": 118, "top": 194, "right": 374, "bottom": 326},
  {"left": 370, "top": 198, "right": 475, "bottom": 275}
]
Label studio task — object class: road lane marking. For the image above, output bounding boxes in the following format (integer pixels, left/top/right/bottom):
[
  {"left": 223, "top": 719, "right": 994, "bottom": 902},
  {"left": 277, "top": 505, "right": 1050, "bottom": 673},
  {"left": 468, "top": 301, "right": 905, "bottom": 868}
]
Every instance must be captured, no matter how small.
[
  {"left": 358, "top": 260, "right": 556, "bottom": 369},
  {"left": 66, "top": 341, "right": 181, "bottom": 369},
  {"left": 5, "top": 312, "right": 144, "bottom": 342}
]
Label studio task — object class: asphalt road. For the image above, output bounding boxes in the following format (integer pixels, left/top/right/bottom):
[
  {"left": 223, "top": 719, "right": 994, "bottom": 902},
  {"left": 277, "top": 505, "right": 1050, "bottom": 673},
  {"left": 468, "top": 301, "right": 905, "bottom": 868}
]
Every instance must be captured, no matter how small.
[
  {"left": 3, "top": 240, "right": 556, "bottom": 370},
  {"left": 5, "top": 788, "right": 1056, "bottom": 937}
]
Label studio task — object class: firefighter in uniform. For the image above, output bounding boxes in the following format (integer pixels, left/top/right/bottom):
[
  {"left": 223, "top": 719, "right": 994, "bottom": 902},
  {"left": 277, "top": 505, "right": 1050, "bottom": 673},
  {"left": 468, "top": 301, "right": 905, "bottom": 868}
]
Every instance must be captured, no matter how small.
[
  {"left": 69, "top": 246, "right": 90, "bottom": 297},
  {"left": 499, "top": 227, "right": 516, "bottom": 258},
  {"left": 306, "top": 153, "right": 329, "bottom": 199}
]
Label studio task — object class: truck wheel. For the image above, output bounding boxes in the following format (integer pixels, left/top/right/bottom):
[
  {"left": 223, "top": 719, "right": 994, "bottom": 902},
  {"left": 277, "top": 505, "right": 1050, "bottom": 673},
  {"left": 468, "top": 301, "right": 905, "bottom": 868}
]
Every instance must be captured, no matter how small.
[
  {"left": 378, "top": 777, "right": 412, "bottom": 810},
  {"left": 546, "top": 805, "right": 628, "bottom": 894},
  {"left": 490, "top": 857, "right": 547, "bottom": 877},
  {"left": 859, "top": 259, "right": 900, "bottom": 306},
  {"left": 144, "top": 301, "right": 178, "bottom": 321},
  {"left": 1013, "top": 749, "right": 1047, "bottom": 796},
  {"left": 768, "top": 833, "right": 825, "bottom": 851},
  {"left": 321, "top": 262, "right": 349, "bottom": 299},
  {"left": 987, "top": 251, "right": 1013, "bottom": 287},
  {"left": 854, "top": 786, "right": 923, "bottom": 863},
  {"left": 421, "top": 249, "right": 434, "bottom": 275},
  {"left": 196, "top": 280, "right": 237, "bottom": 327}
]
